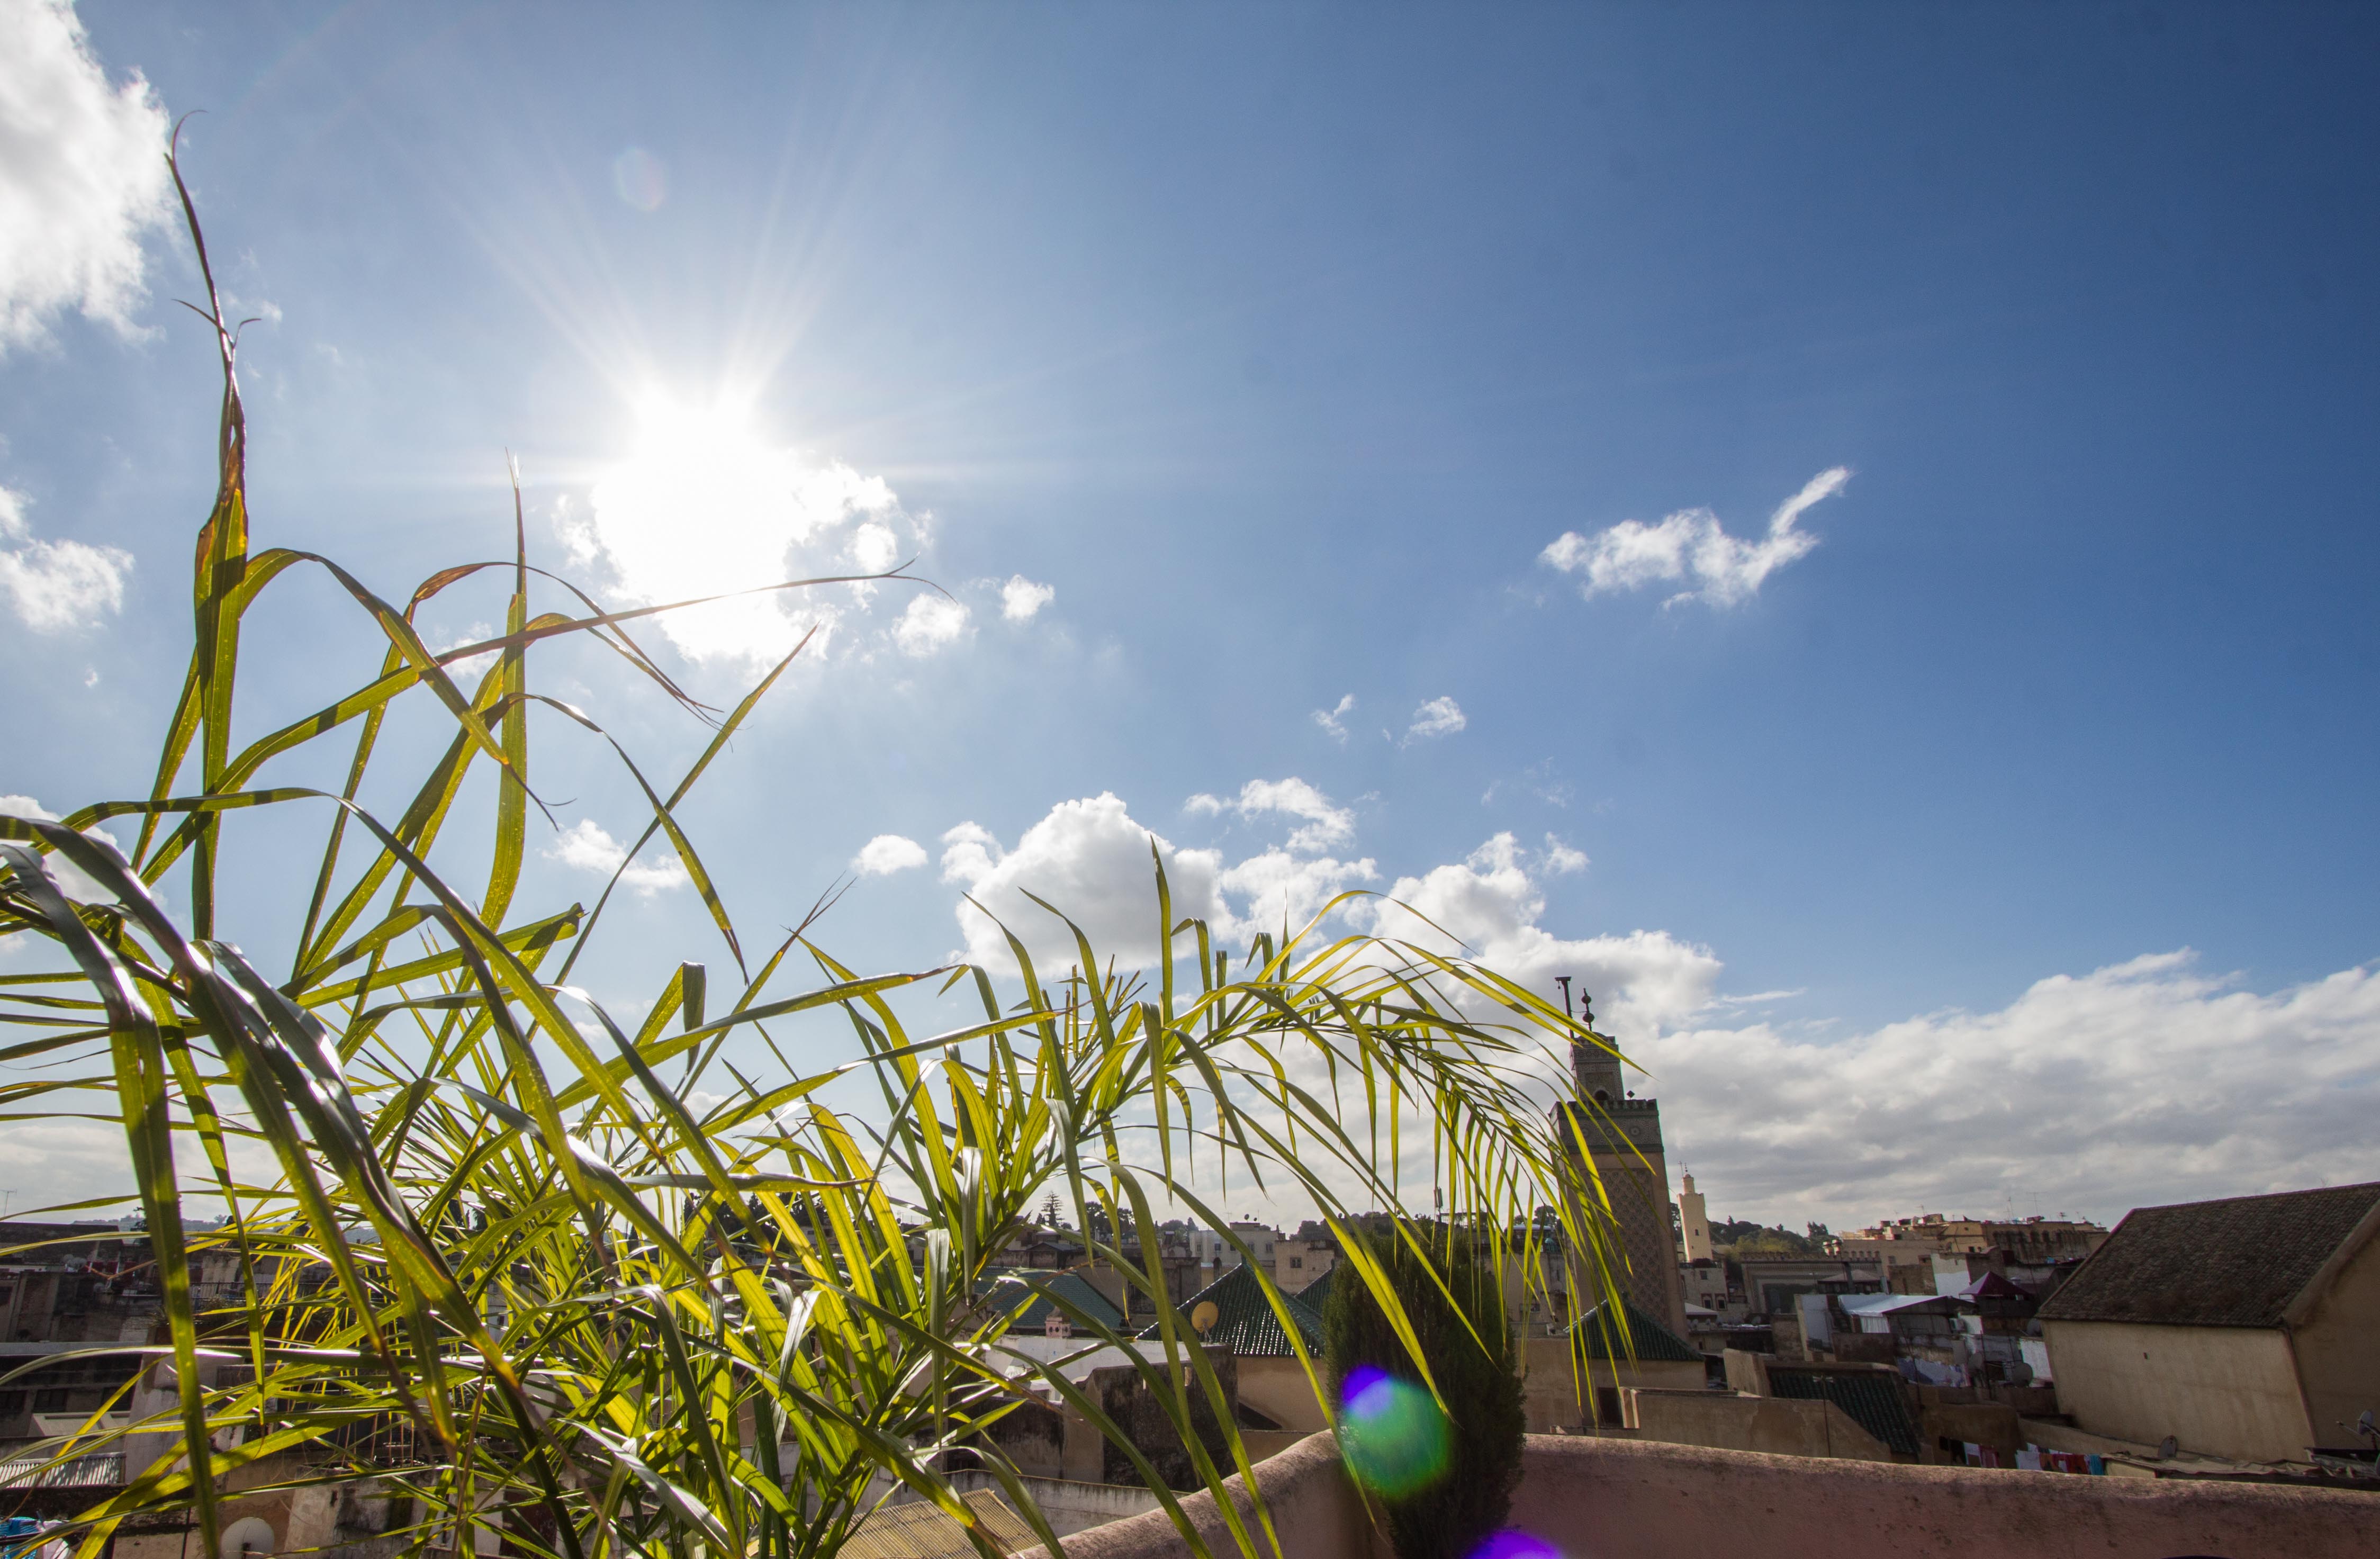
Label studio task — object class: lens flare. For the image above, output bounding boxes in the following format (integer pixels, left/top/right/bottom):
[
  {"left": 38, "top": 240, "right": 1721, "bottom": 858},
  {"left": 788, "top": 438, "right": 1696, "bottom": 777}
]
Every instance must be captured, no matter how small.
[
  {"left": 612, "top": 147, "right": 667, "bottom": 212},
  {"left": 1335, "top": 1366, "right": 1450, "bottom": 1498},
  {"left": 1468, "top": 1533, "right": 1562, "bottom": 1559}
]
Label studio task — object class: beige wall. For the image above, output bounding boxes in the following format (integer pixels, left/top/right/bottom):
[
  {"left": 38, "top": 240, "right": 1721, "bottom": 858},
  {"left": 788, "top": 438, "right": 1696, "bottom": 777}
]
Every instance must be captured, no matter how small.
[
  {"left": 2289, "top": 1227, "right": 2380, "bottom": 1452},
  {"left": 1625, "top": 1388, "right": 1895, "bottom": 1462},
  {"left": 1229, "top": 1331, "right": 1702, "bottom": 1438},
  {"left": 1521, "top": 1336, "right": 1702, "bottom": 1433},
  {"left": 2044, "top": 1319, "right": 2315, "bottom": 1463},
  {"left": 1236, "top": 1356, "right": 1330, "bottom": 1433}
]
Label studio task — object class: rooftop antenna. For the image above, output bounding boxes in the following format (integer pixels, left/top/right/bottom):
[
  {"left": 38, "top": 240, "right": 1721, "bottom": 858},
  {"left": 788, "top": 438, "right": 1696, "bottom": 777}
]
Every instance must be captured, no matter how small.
[{"left": 1555, "top": 976, "right": 1573, "bottom": 1019}]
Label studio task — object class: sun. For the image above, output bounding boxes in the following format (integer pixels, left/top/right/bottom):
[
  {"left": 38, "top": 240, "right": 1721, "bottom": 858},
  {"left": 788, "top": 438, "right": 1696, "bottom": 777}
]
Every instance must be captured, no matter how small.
[{"left": 579, "top": 393, "right": 905, "bottom": 664}]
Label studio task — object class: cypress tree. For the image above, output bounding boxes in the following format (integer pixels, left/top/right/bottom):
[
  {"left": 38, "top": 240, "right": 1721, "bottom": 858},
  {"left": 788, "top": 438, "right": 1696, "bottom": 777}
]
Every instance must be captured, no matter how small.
[{"left": 1322, "top": 1232, "right": 1527, "bottom": 1559}]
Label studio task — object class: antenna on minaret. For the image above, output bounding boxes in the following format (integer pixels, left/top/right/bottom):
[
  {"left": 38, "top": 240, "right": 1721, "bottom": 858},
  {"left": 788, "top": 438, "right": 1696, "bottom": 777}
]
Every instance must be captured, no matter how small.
[{"left": 1555, "top": 976, "right": 1573, "bottom": 1019}]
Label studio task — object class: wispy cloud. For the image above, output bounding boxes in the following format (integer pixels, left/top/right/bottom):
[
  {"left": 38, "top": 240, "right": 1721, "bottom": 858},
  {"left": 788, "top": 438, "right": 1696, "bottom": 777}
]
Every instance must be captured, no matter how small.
[
  {"left": 1403, "top": 696, "right": 1466, "bottom": 745},
  {"left": 1311, "top": 694, "right": 1355, "bottom": 744},
  {"left": 1185, "top": 777, "right": 1355, "bottom": 853},
  {"left": 430, "top": 620, "right": 498, "bottom": 680},
  {"left": 1483, "top": 758, "right": 1571, "bottom": 809},
  {"left": 0, "top": 0, "right": 174, "bottom": 352},
  {"left": 1541, "top": 467, "right": 1849, "bottom": 608}
]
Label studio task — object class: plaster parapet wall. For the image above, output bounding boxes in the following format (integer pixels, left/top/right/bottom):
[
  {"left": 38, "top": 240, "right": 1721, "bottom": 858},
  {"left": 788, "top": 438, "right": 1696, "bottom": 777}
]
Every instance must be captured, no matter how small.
[
  {"left": 1062, "top": 1433, "right": 2380, "bottom": 1559},
  {"left": 1508, "top": 1436, "right": 2377, "bottom": 1559},
  {"left": 894, "top": 1472, "right": 1164, "bottom": 1539},
  {"left": 1059, "top": 1432, "right": 1372, "bottom": 1559}
]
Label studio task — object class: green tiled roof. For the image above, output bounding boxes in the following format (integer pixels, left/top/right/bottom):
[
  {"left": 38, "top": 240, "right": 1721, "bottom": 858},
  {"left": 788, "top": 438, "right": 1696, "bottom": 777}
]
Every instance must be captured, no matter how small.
[
  {"left": 1568, "top": 1296, "right": 1700, "bottom": 1363},
  {"left": 1768, "top": 1367, "right": 1919, "bottom": 1456},
  {"left": 975, "top": 1269, "right": 1126, "bottom": 1332},
  {"left": 1138, "top": 1264, "right": 1324, "bottom": 1358},
  {"left": 1294, "top": 1267, "right": 1336, "bottom": 1311}
]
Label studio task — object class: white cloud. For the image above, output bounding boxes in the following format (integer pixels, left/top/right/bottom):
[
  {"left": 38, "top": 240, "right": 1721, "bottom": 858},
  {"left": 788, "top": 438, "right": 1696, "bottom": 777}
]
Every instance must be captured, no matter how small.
[
  {"left": 923, "top": 785, "right": 2380, "bottom": 1236},
  {"left": 999, "top": 575, "right": 1055, "bottom": 623},
  {"left": 1403, "top": 696, "right": 1466, "bottom": 744},
  {"left": 1541, "top": 467, "right": 1849, "bottom": 608},
  {"left": 568, "top": 399, "right": 928, "bottom": 665},
  {"left": 1649, "top": 952, "right": 2380, "bottom": 1229},
  {"left": 939, "top": 796, "right": 1228, "bottom": 971},
  {"left": 851, "top": 520, "right": 899, "bottom": 573},
  {"left": 0, "top": 794, "right": 127, "bottom": 903},
  {"left": 938, "top": 822, "right": 1003, "bottom": 887},
  {"left": 851, "top": 834, "right": 927, "bottom": 877},
  {"left": 893, "top": 594, "right": 970, "bottom": 657},
  {"left": 1363, "top": 832, "right": 1723, "bottom": 1041},
  {"left": 1311, "top": 694, "right": 1355, "bottom": 745},
  {"left": 544, "top": 818, "right": 689, "bottom": 895},
  {"left": 431, "top": 620, "right": 498, "bottom": 681},
  {"left": 1184, "top": 777, "right": 1355, "bottom": 854},
  {"left": 0, "top": 0, "right": 174, "bottom": 352},
  {"left": 1215, "top": 848, "right": 1377, "bottom": 937},
  {"left": 1543, "top": 835, "right": 1588, "bottom": 875},
  {"left": 0, "top": 484, "right": 130, "bottom": 631}
]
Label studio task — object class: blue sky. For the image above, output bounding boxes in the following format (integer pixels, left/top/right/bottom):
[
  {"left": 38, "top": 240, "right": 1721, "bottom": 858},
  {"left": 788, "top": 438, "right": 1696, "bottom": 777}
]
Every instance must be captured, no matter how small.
[{"left": 3, "top": 2, "right": 2376, "bottom": 1229}]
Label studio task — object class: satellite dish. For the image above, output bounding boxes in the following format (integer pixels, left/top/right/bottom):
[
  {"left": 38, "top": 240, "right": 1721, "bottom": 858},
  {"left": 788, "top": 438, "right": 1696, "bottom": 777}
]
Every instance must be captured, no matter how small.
[
  {"left": 219, "top": 1517, "right": 276, "bottom": 1559},
  {"left": 1191, "top": 1300, "right": 1220, "bottom": 1333}
]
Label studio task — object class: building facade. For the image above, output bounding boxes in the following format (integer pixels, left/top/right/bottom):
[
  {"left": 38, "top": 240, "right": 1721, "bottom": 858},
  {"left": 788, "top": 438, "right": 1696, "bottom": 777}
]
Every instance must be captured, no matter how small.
[{"left": 2038, "top": 1181, "right": 2380, "bottom": 1464}]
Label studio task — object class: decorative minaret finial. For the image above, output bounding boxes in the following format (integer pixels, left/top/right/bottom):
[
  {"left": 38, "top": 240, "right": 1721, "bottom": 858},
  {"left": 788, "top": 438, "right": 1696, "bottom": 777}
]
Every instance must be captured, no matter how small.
[{"left": 1570, "top": 986, "right": 1624, "bottom": 1106}]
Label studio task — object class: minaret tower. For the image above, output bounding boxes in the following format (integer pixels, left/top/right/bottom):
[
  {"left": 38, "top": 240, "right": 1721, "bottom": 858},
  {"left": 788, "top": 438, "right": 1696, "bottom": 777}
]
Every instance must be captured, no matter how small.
[
  {"left": 1679, "top": 1171, "right": 1713, "bottom": 1264},
  {"left": 1556, "top": 988, "right": 1689, "bottom": 1339}
]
